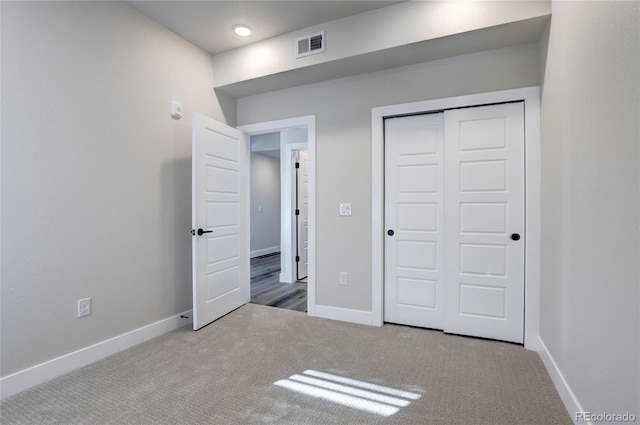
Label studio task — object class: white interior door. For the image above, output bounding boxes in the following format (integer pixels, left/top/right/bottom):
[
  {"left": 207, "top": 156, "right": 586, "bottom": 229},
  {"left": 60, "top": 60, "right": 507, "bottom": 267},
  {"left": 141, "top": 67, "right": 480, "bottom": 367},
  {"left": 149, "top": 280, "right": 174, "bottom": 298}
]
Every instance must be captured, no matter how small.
[
  {"left": 295, "top": 150, "right": 309, "bottom": 280},
  {"left": 384, "top": 113, "right": 445, "bottom": 329},
  {"left": 443, "top": 102, "right": 525, "bottom": 343},
  {"left": 192, "top": 113, "right": 249, "bottom": 331}
]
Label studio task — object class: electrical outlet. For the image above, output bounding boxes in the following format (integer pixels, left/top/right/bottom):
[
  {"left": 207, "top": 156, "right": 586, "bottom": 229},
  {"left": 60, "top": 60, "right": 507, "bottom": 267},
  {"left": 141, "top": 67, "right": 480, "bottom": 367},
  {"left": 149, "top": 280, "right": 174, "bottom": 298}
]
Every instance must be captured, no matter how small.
[
  {"left": 339, "top": 272, "right": 348, "bottom": 286},
  {"left": 78, "top": 298, "right": 91, "bottom": 318}
]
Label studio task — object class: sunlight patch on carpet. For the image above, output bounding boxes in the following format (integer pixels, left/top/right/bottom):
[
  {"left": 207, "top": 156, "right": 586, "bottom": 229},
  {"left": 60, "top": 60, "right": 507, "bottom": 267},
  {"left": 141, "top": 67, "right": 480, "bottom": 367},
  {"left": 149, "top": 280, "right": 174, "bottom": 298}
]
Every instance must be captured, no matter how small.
[{"left": 273, "top": 370, "right": 422, "bottom": 416}]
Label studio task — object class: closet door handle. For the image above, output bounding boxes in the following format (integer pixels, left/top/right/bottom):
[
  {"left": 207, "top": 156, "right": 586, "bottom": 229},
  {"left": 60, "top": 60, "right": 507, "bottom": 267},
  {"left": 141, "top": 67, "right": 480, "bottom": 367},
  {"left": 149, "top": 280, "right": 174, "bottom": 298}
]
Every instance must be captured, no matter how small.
[
  {"left": 193, "top": 228, "right": 213, "bottom": 236},
  {"left": 387, "top": 229, "right": 395, "bottom": 236},
  {"left": 511, "top": 233, "right": 521, "bottom": 241}
]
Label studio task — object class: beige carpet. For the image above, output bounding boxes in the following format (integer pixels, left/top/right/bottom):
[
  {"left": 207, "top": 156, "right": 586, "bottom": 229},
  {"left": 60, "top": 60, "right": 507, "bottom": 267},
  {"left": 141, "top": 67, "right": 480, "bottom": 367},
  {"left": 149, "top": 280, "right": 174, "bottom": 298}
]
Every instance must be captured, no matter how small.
[{"left": 1, "top": 304, "right": 572, "bottom": 424}]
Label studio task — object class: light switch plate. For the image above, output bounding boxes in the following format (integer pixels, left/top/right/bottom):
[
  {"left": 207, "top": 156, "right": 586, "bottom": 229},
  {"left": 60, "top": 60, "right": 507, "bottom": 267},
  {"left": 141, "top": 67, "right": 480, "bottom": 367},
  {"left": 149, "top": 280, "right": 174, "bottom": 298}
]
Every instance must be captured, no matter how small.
[{"left": 339, "top": 203, "right": 352, "bottom": 216}]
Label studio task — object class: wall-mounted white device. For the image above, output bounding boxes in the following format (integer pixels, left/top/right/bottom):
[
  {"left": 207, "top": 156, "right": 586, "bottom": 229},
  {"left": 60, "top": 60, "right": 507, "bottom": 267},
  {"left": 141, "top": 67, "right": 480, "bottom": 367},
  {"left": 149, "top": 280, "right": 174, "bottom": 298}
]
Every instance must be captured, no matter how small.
[
  {"left": 170, "top": 100, "right": 183, "bottom": 120},
  {"left": 339, "top": 203, "right": 352, "bottom": 216},
  {"left": 78, "top": 297, "right": 91, "bottom": 318}
]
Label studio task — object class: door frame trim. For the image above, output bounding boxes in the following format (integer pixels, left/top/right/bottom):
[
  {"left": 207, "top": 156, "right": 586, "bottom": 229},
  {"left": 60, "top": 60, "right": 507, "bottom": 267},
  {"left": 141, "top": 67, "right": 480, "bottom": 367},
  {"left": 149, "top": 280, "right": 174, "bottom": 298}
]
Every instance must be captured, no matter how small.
[
  {"left": 371, "top": 87, "right": 540, "bottom": 350},
  {"left": 238, "top": 115, "right": 316, "bottom": 316}
]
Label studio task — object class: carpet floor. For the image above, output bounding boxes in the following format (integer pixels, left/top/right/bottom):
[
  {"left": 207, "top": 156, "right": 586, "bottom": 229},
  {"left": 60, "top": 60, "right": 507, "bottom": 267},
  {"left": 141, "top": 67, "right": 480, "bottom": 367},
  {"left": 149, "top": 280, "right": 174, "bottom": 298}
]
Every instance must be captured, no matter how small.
[{"left": 0, "top": 304, "right": 572, "bottom": 424}]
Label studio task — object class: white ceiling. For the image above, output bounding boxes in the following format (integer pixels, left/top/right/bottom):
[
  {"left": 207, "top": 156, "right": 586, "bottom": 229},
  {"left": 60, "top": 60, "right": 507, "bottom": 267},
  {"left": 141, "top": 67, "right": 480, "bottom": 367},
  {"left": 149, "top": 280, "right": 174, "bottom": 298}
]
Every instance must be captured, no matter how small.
[{"left": 124, "top": 1, "right": 403, "bottom": 56}]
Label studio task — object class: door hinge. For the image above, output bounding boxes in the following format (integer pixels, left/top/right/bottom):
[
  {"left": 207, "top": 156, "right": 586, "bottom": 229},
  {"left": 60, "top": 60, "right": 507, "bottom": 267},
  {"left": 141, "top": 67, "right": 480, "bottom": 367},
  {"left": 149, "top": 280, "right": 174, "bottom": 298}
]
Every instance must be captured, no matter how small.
[
  {"left": 296, "top": 255, "right": 300, "bottom": 262},
  {"left": 295, "top": 162, "right": 300, "bottom": 169},
  {"left": 295, "top": 209, "right": 300, "bottom": 215}
]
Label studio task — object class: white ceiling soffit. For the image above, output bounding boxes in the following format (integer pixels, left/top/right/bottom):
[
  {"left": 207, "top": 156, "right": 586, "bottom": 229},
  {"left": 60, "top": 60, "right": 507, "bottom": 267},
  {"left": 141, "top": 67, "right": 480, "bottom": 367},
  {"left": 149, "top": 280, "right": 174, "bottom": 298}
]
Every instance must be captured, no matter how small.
[
  {"left": 124, "top": 1, "right": 403, "bottom": 56},
  {"left": 214, "top": 15, "right": 551, "bottom": 98}
]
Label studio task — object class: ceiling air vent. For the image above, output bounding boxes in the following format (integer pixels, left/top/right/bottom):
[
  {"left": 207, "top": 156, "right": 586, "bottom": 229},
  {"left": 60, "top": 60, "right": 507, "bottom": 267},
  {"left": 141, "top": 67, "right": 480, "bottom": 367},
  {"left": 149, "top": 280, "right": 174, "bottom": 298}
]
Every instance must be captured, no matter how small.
[{"left": 295, "top": 31, "right": 325, "bottom": 59}]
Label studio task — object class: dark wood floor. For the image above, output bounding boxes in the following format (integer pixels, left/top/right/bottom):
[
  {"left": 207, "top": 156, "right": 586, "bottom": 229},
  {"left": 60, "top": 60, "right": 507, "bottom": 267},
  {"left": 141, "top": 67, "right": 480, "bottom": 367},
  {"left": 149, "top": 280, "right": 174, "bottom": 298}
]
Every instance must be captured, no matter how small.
[{"left": 250, "top": 253, "right": 307, "bottom": 312}]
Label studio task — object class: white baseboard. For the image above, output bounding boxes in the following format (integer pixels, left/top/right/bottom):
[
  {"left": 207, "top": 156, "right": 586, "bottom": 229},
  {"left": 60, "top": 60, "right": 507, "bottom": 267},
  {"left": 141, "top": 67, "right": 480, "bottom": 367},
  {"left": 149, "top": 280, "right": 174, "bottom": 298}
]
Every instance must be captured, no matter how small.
[
  {"left": 279, "top": 272, "right": 294, "bottom": 284},
  {"left": 312, "top": 305, "right": 375, "bottom": 326},
  {"left": 0, "top": 310, "right": 193, "bottom": 400},
  {"left": 537, "top": 336, "right": 587, "bottom": 425},
  {"left": 250, "top": 246, "right": 280, "bottom": 258}
]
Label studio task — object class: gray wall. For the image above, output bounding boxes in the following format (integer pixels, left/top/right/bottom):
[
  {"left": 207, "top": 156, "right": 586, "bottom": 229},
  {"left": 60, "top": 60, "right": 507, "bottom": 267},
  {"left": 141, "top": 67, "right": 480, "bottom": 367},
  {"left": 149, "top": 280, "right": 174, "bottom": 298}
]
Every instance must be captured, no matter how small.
[
  {"left": 237, "top": 43, "right": 541, "bottom": 311},
  {"left": 212, "top": 0, "right": 550, "bottom": 89},
  {"left": 539, "top": 0, "right": 639, "bottom": 416},
  {"left": 0, "top": 1, "right": 232, "bottom": 376},
  {"left": 250, "top": 152, "right": 281, "bottom": 255}
]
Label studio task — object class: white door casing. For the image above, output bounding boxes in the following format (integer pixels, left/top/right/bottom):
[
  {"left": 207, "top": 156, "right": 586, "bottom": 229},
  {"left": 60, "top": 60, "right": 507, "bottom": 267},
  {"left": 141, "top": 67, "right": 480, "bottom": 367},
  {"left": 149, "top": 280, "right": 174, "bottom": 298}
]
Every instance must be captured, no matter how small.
[
  {"left": 382, "top": 102, "right": 525, "bottom": 343},
  {"left": 296, "top": 150, "right": 309, "bottom": 280},
  {"left": 192, "top": 114, "right": 249, "bottom": 331},
  {"left": 384, "top": 113, "right": 445, "bottom": 329},
  {"left": 443, "top": 102, "right": 525, "bottom": 343}
]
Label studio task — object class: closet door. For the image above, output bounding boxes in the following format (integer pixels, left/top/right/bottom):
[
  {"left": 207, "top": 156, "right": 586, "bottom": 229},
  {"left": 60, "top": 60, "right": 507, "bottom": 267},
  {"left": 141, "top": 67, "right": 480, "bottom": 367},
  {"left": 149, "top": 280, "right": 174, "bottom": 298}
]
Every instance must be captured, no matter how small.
[
  {"left": 384, "top": 113, "right": 445, "bottom": 330},
  {"left": 443, "top": 102, "right": 525, "bottom": 343}
]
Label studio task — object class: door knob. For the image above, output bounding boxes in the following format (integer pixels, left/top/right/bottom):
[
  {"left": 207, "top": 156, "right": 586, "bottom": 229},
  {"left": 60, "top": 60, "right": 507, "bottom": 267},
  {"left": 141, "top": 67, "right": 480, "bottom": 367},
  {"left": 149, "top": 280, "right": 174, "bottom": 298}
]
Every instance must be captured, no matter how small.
[
  {"left": 387, "top": 229, "right": 395, "bottom": 236},
  {"left": 195, "top": 228, "right": 213, "bottom": 236},
  {"left": 511, "top": 233, "right": 521, "bottom": 241}
]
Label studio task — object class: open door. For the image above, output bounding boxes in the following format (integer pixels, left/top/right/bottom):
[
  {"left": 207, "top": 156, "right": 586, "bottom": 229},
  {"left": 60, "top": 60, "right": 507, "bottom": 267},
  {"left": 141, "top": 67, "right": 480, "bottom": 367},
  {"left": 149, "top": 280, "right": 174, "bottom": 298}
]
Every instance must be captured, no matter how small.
[
  {"left": 295, "top": 150, "right": 309, "bottom": 280},
  {"left": 192, "top": 114, "right": 249, "bottom": 330}
]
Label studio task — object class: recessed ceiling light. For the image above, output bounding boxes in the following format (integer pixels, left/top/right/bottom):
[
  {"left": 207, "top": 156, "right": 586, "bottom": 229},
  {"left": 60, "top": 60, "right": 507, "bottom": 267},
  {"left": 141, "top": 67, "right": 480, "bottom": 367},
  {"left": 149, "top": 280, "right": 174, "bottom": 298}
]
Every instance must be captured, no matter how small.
[{"left": 233, "top": 24, "right": 252, "bottom": 37}]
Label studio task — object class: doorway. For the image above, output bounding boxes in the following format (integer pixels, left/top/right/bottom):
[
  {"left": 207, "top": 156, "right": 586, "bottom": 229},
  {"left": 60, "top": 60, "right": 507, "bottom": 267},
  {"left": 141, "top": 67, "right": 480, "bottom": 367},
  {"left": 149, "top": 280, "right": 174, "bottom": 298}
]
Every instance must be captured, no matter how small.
[
  {"left": 249, "top": 134, "right": 308, "bottom": 312},
  {"left": 239, "top": 116, "right": 317, "bottom": 315}
]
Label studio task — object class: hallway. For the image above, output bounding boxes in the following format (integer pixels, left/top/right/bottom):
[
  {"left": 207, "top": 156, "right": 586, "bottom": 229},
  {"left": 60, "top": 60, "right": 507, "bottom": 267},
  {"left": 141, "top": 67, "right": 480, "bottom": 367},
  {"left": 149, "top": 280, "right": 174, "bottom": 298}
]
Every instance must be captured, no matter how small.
[{"left": 250, "top": 253, "right": 307, "bottom": 312}]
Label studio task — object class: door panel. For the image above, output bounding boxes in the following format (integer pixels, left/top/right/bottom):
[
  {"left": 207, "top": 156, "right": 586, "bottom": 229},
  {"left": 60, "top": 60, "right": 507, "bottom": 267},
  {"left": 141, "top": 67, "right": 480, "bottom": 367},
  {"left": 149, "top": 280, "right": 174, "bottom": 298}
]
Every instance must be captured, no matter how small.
[
  {"left": 460, "top": 160, "right": 507, "bottom": 192},
  {"left": 192, "top": 114, "right": 249, "bottom": 331},
  {"left": 443, "top": 102, "right": 525, "bottom": 343},
  {"left": 296, "top": 150, "right": 309, "bottom": 280},
  {"left": 384, "top": 113, "right": 445, "bottom": 329}
]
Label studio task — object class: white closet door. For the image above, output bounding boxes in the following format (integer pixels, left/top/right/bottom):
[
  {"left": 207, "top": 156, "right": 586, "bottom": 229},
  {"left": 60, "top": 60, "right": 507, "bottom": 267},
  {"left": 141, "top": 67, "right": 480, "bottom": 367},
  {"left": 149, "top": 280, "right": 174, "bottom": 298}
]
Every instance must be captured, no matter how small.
[
  {"left": 443, "top": 102, "right": 525, "bottom": 343},
  {"left": 384, "top": 113, "right": 445, "bottom": 329}
]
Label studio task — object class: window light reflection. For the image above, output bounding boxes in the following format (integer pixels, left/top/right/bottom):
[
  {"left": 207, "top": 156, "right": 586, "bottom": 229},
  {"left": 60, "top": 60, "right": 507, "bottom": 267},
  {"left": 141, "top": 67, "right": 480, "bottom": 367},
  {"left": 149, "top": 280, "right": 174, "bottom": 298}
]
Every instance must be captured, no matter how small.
[{"left": 273, "top": 369, "right": 422, "bottom": 417}]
